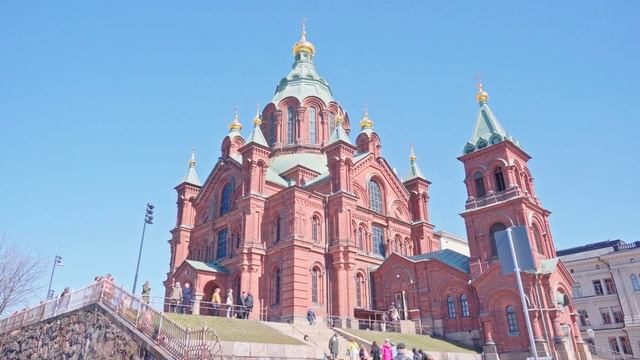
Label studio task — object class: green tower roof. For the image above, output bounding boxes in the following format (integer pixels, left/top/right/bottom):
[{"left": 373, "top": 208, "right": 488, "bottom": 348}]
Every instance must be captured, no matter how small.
[{"left": 181, "top": 149, "right": 201, "bottom": 186}]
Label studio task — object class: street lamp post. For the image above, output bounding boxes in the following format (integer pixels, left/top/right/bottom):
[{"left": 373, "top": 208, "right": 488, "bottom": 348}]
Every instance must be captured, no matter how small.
[
  {"left": 46, "top": 255, "right": 64, "bottom": 300},
  {"left": 132, "top": 203, "right": 154, "bottom": 294}
]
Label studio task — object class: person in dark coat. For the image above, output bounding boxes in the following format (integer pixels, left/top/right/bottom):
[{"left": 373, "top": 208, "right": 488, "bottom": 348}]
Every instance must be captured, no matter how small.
[
  {"left": 181, "top": 283, "right": 193, "bottom": 314},
  {"left": 328, "top": 333, "right": 340, "bottom": 360},
  {"left": 238, "top": 291, "right": 248, "bottom": 319},
  {"left": 307, "top": 308, "right": 316, "bottom": 325},
  {"left": 244, "top": 292, "right": 254, "bottom": 318},
  {"left": 370, "top": 341, "right": 381, "bottom": 360}
]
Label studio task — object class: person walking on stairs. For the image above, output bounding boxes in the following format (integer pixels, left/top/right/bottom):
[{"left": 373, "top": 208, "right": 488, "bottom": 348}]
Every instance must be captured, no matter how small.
[
  {"left": 347, "top": 338, "right": 360, "bottom": 360},
  {"left": 328, "top": 333, "right": 339, "bottom": 360}
]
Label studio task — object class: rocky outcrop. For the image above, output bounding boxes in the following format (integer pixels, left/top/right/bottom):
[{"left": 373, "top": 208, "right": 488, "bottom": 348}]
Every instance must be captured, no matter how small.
[{"left": 0, "top": 304, "right": 154, "bottom": 360}]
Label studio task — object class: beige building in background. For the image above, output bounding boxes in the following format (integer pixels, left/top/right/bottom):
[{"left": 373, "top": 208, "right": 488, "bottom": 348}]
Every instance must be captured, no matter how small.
[
  {"left": 436, "top": 230, "right": 470, "bottom": 256},
  {"left": 558, "top": 240, "right": 640, "bottom": 358}
]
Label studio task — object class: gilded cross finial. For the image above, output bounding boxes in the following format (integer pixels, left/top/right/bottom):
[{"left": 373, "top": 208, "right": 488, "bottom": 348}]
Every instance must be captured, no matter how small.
[
  {"left": 409, "top": 144, "right": 417, "bottom": 161},
  {"left": 293, "top": 17, "right": 315, "bottom": 56},
  {"left": 229, "top": 106, "right": 243, "bottom": 131},
  {"left": 474, "top": 74, "right": 489, "bottom": 104},
  {"left": 253, "top": 104, "right": 262, "bottom": 126},
  {"left": 336, "top": 113, "right": 344, "bottom": 125},
  {"left": 188, "top": 148, "right": 196, "bottom": 168},
  {"left": 360, "top": 104, "right": 373, "bottom": 130},
  {"left": 301, "top": 17, "right": 307, "bottom": 40}
]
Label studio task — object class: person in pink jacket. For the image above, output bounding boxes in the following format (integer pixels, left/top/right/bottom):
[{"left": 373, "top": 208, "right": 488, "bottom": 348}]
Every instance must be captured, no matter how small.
[{"left": 382, "top": 339, "right": 394, "bottom": 360}]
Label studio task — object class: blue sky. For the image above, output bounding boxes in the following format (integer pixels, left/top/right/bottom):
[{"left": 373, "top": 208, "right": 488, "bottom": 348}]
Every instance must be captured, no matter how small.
[{"left": 1, "top": 1, "right": 638, "bottom": 308}]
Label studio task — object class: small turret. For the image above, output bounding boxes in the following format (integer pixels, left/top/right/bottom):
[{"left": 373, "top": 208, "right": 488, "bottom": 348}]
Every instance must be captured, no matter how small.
[{"left": 180, "top": 148, "right": 201, "bottom": 186}]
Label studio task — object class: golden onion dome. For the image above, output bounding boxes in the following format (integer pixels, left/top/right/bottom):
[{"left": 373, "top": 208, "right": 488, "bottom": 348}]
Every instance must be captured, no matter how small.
[
  {"left": 360, "top": 105, "right": 373, "bottom": 130},
  {"left": 293, "top": 18, "right": 315, "bottom": 56},
  {"left": 409, "top": 145, "right": 417, "bottom": 161},
  {"left": 253, "top": 105, "right": 262, "bottom": 126},
  {"left": 229, "top": 109, "right": 242, "bottom": 132},
  {"left": 476, "top": 82, "right": 489, "bottom": 104}
]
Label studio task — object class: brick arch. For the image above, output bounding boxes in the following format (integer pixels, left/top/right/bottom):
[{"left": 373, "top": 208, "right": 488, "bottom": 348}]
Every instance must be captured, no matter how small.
[
  {"left": 365, "top": 174, "right": 387, "bottom": 214},
  {"left": 352, "top": 182, "right": 368, "bottom": 207},
  {"left": 302, "top": 96, "right": 327, "bottom": 110},
  {"left": 389, "top": 199, "right": 410, "bottom": 222}
]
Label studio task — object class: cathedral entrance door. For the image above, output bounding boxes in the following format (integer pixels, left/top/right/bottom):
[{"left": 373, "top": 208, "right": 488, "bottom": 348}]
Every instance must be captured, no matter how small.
[{"left": 394, "top": 291, "right": 408, "bottom": 320}]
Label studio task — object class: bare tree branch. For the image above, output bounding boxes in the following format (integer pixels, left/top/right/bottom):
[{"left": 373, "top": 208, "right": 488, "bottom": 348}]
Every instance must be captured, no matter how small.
[{"left": 0, "top": 233, "right": 46, "bottom": 315}]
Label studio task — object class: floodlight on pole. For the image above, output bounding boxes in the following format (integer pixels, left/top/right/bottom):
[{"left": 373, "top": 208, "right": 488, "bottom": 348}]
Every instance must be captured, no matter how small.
[
  {"left": 133, "top": 202, "right": 154, "bottom": 294},
  {"left": 46, "top": 255, "right": 64, "bottom": 300}
]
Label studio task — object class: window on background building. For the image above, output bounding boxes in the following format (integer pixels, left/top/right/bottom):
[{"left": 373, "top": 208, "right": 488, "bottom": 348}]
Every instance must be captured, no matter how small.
[
  {"left": 572, "top": 282, "right": 583, "bottom": 298},
  {"left": 620, "top": 337, "right": 632, "bottom": 355},
  {"left": 329, "top": 113, "right": 336, "bottom": 133},
  {"left": 269, "top": 113, "right": 276, "bottom": 146},
  {"left": 578, "top": 310, "right": 590, "bottom": 326},
  {"left": 219, "top": 182, "right": 233, "bottom": 216},
  {"left": 274, "top": 268, "right": 281, "bottom": 305},
  {"left": 357, "top": 228, "right": 364, "bottom": 250},
  {"left": 609, "top": 338, "right": 620, "bottom": 353},
  {"left": 632, "top": 274, "right": 640, "bottom": 291},
  {"left": 460, "top": 294, "right": 470, "bottom": 317},
  {"left": 532, "top": 224, "right": 544, "bottom": 254},
  {"left": 309, "top": 107, "right": 317, "bottom": 144},
  {"left": 604, "top": 278, "right": 616, "bottom": 294},
  {"left": 355, "top": 274, "right": 364, "bottom": 308},
  {"left": 612, "top": 307, "right": 624, "bottom": 324},
  {"left": 369, "top": 181, "right": 383, "bottom": 213},
  {"left": 494, "top": 167, "right": 506, "bottom": 192},
  {"left": 216, "top": 229, "right": 228, "bottom": 259},
  {"left": 506, "top": 306, "right": 519, "bottom": 333},
  {"left": 287, "top": 106, "right": 296, "bottom": 144},
  {"left": 473, "top": 172, "right": 486, "bottom": 197},
  {"left": 593, "top": 280, "right": 604, "bottom": 296},
  {"left": 489, "top": 223, "right": 507, "bottom": 256},
  {"left": 372, "top": 226, "right": 385, "bottom": 256},
  {"left": 274, "top": 217, "right": 281, "bottom": 243},
  {"left": 311, "top": 268, "right": 319, "bottom": 304},
  {"left": 600, "top": 307, "right": 612, "bottom": 325},
  {"left": 311, "top": 217, "right": 320, "bottom": 243},
  {"left": 447, "top": 296, "right": 456, "bottom": 319}
]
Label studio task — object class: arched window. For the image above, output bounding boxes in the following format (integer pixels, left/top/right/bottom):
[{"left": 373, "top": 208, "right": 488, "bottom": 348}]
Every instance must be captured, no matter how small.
[
  {"left": 447, "top": 296, "right": 457, "bottom": 319},
  {"left": 216, "top": 228, "right": 228, "bottom": 259},
  {"left": 473, "top": 172, "right": 486, "bottom": 197},
  {"left": 311, "top": 216, "right": 320, "bottom": 243},
  {"left": 532, "top": 224, "right": 544, "bottom": 254},
  {"left": 356, "top": 228, "right": 364, "bottom": 250},
  {"left": 631, "top": 274, "right": 640, "bottom": 291},
  {"left": 460, "top": 294, "right": 470, "bottom": 317},
  {"left": 489, "top": 223, "right": 507, "bottom": 256},
  {"left": 329, "top": 113, "right": 336, "bottom": 133},
  {"left": 274, "top": 268, "right": 281, "bottom": 304},
  {"left": 393, "top": 240, "right": 399, "bottom": 254},
  {"left": 311, "top": 268, "right": 320, "bottom": 303},
  {"left": 355, "top": 274, "right": 364, "bottom": 308},
  {"left": 287, "top": 106, "right": 296, "bottom": 144},
  {"left": 309, "top": 107, "right": 317, "bottom": 144},
  {"left": 269, "top": 113, "right": 276, "bottom": 146},
  {"left": 219, "top": 182, "right": 233, "bottom": 216},
  {"left": 494, "top": 167, "right": 506, "bottom": 192},
  {"left": 372, "top": 225, "right": 385, "bottom": 256},
  {"left": 274, "top": 217, "right": 281, "bottom": 243},
  {"left": 369, "top": 180, "right": 383, "bottom": 213},
  {"left": 506, "top": 306, "right": 519, "bottom": 333}
]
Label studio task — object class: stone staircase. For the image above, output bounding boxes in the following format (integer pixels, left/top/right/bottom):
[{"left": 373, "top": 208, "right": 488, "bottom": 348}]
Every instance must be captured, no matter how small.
[{"left": 264, "top": 321, "right": 352, "bottom": 359}]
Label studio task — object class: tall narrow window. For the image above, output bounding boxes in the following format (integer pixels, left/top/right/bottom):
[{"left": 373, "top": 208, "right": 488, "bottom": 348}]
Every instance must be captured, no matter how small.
[
  {"left": 593, "top": 280, "right": 604, "bottom": 296},
  {"left": 356, "top": 228, "right": 364, "bottom": 250},
  {"left": 473, "top": 172, "right": 486, "bottom": 197},
  {"left": 447, "top": 296, "right": 457, "bottom": 319},
  {"left": 506, "top": 306, "right": 519, "bottom": 333},
  {"left": 269, "top": 113, "right": 276, "bottom": 146},
  {"left": 216, "top": 228, "right": 228, "bottom": 259},
  {"left": 604, "top": 278, "right": 616, "bottom": 295},
  {"left": 489, "top": 223, "right": 507, "bottom": 256},
  {"left": 460, "top": 294, "right": 470, "bottom": 317},
  {"left": 274, "top": 268, "right": 281, "bottom": 304},
  {"left": 287, "top": 106, "right": 296, "bottom": 144},
  {"left": 311, "top": 268, "right": 319, "bottom": 304},
  {"left": 532, "top": 224, "right": 544, "bottom": 254},
  {"left": 578, "top": 310, "right": 589, "bottom": 326},
  {"left": 309, "top": 107, "right": 317, "bottom": 144},
  {"left": 572, "top": 282, "right": 583, "bottom": 298},
  {"left": 311, "top": 217, "right": 319, "bottom": 243},
  {"left": 372, "top": 226, "right": 385, "bottom": 256},
  {"left": 631, "top": 274, "right": 640, "bottom": 291},
  {"left": 235, "top": 233, "right": 241, "bottom": 249},
  {"left": 355, "top": 274, "right": 363, "bottom": 308},
  {"left": 274, "top": 217, "right": 281, "bottom": 243},
  {"left": 219, "top": 182, "right": 233, "bottom": 216},
  {"left": 369, "top": 181, "right": 383, "bottom": 213},
  {"left": 494, "top": 167, "right": 506, "bottom": 192},
  {"left": 600, "top": 307, "right": 612, "bottom": 324},
  {"left": 329, "top": 113, "right": 336, "bottom": 133}
]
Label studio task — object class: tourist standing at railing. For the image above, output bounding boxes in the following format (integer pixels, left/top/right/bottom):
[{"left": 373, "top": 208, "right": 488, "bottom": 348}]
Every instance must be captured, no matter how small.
[
  {"left": 245, "top": 292, "right": 254, "bottom": 319},
  {"left": 238, "top": 291, "right": 247, "bottom": 319},
  {"left": 307, "top": 308, "right": 316, "bottom": 325},
  {"left": 182, "top": 283, "right": 193, "bottom": 314},
  {"left": 170, "top": 282, "right": 182, "bottom": 313},
  {"left": 370, "top": 341, "right": 381, "bottom": 360},
  {"left": 380, "top": 311, "right": 388, "bottom": 332},
  {"left": 211, "top": 288, "right": 221, "bottom": 316},
  {"left": 225, "top": 289, "right": 234, "bottom": 317},
  {"left": 329, "top": 333, "right": 339, "bottom": 360},
  {"left": 141, "top": 281, "right": 151, "bottom": 304}
]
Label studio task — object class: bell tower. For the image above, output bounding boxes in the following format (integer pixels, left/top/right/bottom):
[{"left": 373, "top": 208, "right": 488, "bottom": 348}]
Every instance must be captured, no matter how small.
[{"left": 458, "top": 83, "right": 556, "bottom": 278}]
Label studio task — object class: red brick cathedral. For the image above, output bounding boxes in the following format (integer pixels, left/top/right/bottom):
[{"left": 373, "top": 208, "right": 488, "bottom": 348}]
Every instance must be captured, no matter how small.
[{"left": 165, "top": 26, "right": 590, "bottom": 360}]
